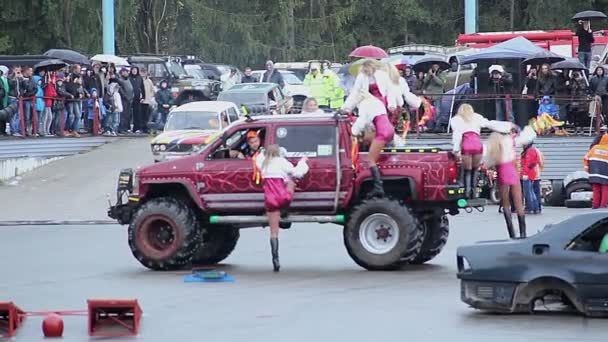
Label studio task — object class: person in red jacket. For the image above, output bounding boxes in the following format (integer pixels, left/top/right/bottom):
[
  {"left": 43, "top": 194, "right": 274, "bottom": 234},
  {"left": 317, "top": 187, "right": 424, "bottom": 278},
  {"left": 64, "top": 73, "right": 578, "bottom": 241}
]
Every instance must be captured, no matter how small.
[
  {"left": 43, "top": 73, "right": 58, "bottom": 136},
  {"left": 520, "top": 142, "right": 542, "bottom": 214}
]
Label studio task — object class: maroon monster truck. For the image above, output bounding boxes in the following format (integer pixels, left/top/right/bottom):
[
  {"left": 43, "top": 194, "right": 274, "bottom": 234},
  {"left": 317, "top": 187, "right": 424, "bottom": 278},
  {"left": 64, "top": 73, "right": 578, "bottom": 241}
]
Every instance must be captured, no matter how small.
[{"left": 108, "top": 113, "right": 483, "bottom": 271}]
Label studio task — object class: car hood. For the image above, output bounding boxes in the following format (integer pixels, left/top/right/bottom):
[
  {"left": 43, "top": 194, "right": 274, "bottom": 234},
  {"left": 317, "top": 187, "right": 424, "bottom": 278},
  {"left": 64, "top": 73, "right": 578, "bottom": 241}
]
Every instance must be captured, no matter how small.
[{"left": 151, "top": 129, "right": 219, "bottom": 145}]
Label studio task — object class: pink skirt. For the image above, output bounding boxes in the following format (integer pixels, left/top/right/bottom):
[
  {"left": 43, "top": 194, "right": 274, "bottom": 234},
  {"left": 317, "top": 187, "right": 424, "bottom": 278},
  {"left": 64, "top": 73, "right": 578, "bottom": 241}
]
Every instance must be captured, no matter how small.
[
  {"left": 496, "top": 162, "right": 518, "bottom": 186},
  {"left": 373, "top": 114, "right": 395, "bottom": 143},
  {"left": 461, "top": 132, "right": 483, "bottom": 155},
  {"left": 263, "top": 178, "right": 293, "bottom": 212}
]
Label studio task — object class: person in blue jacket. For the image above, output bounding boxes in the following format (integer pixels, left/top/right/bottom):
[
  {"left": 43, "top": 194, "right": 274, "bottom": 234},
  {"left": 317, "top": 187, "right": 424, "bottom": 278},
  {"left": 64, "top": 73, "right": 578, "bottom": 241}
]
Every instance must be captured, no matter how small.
[{"left": 32, "top": 75, "right": 45, "bottom": 136}]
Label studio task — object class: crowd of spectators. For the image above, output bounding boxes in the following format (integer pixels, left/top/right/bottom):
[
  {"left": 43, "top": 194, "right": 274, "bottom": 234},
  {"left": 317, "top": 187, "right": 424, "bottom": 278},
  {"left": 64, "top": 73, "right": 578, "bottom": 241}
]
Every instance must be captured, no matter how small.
[{"left": 0, "top": 63, "right": 175, "bottom": 138}]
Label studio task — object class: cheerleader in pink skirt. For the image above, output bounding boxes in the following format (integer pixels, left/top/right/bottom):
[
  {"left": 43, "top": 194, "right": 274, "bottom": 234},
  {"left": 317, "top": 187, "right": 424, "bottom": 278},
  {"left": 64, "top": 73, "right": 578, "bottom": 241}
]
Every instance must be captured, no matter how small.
[
  {"left": 483, "top": 125, "right": 537, "bottom": 239},
  {"left": 350, "top": 59, "right": 402, "bottom": 112},
  {"left": 341, "top": 89, "right": 395, "bottom": 198},
  {"left": 450, "top": 103, "right": 513, "bottom": 199},
  {"left": 255, "top": 145, "right": 309, "bottom": 272}
]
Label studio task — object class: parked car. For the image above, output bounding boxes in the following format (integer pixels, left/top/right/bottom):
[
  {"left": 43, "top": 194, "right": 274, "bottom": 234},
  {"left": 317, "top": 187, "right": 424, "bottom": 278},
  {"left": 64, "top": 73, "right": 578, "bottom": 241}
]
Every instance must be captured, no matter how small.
[
  {"left": 150, "top": 101, "right": 241, "bottom": 163},
  {"left": 108, "top": 112, "right": 481, "bottom": 271},
  {"left": 217, "top": 83, "right": 293, "bottom": 115},
  {"left": 251, "top": 70, "right": 310, "bottom": 111},
  {"left": 127, "top": 56, "right": 219, "bottom": 106},
  {"left": 457, "top": 211, "right": 608, "bottom": 317}
]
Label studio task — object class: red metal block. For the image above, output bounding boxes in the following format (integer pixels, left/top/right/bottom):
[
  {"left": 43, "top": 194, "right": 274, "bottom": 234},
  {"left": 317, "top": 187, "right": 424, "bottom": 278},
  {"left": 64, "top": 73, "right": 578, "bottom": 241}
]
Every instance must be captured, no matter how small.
[
  {"left": 87, "top": 299, "right": 142, "bottom": 337},
  {"left": 0, "top": 302, "right": 26, "bottom": 338}
]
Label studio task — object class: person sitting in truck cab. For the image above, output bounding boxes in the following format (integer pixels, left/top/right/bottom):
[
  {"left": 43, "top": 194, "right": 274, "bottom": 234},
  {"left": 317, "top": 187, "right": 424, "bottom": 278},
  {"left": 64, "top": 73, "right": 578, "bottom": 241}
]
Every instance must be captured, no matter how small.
[{"left": 230, "top": 129, "right": 263, "bottom": 159}]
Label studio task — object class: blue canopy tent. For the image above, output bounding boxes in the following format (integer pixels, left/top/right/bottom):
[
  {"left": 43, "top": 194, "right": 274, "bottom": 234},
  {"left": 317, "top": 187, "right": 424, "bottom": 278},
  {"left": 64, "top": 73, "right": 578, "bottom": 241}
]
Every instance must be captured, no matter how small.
[{"left": 448, "top": 37, "right": 548, "bottom": 130}]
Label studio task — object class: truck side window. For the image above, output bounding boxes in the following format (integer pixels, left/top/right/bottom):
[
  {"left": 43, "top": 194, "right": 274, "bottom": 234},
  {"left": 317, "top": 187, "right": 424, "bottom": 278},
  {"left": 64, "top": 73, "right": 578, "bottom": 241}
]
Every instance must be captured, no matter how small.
[
  {"left": 227, "top": 107, "right": 239, "bottom": 122},
  {"left": 274, "top": 125, "right": 336, "bottom": 158}
]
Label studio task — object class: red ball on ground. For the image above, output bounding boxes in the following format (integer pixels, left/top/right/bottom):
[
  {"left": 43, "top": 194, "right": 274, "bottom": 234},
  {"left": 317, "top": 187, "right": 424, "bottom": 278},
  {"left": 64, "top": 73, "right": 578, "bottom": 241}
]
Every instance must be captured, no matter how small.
[{"left": 42, "top": 313, "right": 64, "bottom": 338}]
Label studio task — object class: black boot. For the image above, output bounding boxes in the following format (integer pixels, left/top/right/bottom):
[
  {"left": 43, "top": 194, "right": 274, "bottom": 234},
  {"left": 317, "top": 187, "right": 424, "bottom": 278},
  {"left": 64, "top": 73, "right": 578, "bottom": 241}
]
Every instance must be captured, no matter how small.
[
  {"left": 471, "top": 169, "right": 480, "bottom": 199},
  {"left": 270, "top": 238, "right": 280, "bottom": 272},
  {"left": 464, "top": 169, "right": 472, "bottom": 199},
  {"left": 369, "top": 166, "right": 385, "bottom": 198},
  {"left": 458, "top": 166, "right": 466, "bottom": 187},
  {"left": 518, "top": 215, "right": 527, "bottom": 239},
  {"left": 503, "top": 210, "right": 516, "bottom": 239}
]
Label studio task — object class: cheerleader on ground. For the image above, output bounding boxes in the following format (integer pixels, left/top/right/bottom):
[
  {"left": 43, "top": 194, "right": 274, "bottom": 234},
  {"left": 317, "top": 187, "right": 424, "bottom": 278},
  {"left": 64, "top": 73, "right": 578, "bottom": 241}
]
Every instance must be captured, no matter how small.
[
  {"left": 483, "top": 125, "right": 537, "bottom": 239},
  {"left": 255, "top": 145, "right": 309, "bottom": 272},
  {"left": 450, "top": 103, "right": 513, "bottom": 199},
  {"left": 341, "top": 88, "right": 395, "bottom": 198}
]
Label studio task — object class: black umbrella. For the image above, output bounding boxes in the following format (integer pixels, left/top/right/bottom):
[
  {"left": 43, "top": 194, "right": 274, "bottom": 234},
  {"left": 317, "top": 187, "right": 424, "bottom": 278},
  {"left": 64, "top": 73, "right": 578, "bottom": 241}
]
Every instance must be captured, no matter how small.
[
  {"left": 43, "top": 49, "right": 89, "bottom": 65},
  {"left": 571, "top": 10, "right": 607, "bottom": 22},
  {"left": 551, "top": 59, "right": 587, "bottom": 70},
  {"left": 522, "top": 51, "right": 566, "bottom": 66},
  {"left": 412, "top": 56, "right": 450, "bottom": 73},
  {"left": 34, "top": 59, "right": 68, "bottom": 72}
]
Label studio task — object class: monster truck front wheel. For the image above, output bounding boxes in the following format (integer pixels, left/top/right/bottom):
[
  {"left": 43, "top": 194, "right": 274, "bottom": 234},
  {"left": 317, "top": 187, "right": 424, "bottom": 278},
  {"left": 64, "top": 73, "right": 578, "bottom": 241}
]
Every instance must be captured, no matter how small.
[
  {"left": 410, "top": 215, "right": 449, "bottom": 265},
  {"left": 191, "top": 226, "right": 240, "bottom": 265},
  {"left": 128, "top": 197, "right": 201, "bottom": 271},
  {"left": 344, "top": 198, "right": 419, "bottom": 271}
]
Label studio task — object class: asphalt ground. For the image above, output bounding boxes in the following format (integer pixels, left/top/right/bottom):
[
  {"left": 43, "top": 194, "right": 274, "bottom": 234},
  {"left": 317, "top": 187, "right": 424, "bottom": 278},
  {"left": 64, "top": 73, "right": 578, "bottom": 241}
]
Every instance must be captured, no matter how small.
[{"left": 0, "top": 138, "right": 604, "bottom": 341}]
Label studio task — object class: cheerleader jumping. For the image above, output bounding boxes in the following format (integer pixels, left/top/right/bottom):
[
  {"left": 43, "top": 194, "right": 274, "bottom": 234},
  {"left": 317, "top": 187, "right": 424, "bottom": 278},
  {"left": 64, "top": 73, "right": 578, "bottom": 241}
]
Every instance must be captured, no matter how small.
[
  {"left": 450, "top": 104, "right": 512, "bottom": 199},
  {"left": 255, "top": 145, "right": 309, "bottom": 272},
  {"left": 483, "top": 125, "right": 537, "bottom": 239},
  {"left": 350, "top": 59, "right": 402, "bottom": 112},
  {"left": 341, "top": 89, "right": 395, "bottom": 198}
]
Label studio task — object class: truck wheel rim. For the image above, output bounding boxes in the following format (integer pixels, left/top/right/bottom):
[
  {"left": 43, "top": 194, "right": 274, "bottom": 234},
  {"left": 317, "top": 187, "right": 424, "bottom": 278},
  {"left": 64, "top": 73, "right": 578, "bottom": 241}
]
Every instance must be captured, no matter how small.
[
  {"left": 359, "top": 214, "right": 399, "bottom": 254},
  {"left": 137, "top": 215, "right": 180, "bottom": 259}
]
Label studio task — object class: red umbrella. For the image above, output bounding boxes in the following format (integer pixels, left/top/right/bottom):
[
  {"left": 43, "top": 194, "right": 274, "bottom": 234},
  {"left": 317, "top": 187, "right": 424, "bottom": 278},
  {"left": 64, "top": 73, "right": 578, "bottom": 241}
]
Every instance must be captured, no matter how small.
[{"left": 349, "top": 45, "right": 389, "bottom": 59}]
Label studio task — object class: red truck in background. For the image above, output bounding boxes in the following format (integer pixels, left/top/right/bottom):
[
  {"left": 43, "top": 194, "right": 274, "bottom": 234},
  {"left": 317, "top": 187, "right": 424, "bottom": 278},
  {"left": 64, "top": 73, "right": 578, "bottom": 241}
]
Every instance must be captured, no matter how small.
[{"left": 108, "top": 113, "right": 481, "bottom": 272}]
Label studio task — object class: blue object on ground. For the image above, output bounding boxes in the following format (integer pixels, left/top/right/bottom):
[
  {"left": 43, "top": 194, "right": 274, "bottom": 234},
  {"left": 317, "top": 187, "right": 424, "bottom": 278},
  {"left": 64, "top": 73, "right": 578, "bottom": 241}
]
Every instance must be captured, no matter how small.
[{"left": 183, "top": 270, "right": 235, "bottom": 283}]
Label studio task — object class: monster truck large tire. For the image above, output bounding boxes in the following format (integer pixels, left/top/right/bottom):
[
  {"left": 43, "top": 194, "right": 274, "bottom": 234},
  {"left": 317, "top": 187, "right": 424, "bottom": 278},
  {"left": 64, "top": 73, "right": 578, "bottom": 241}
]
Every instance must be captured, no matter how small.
[
  {"left": 344, "top": 198, "right": 419, "bottom": 271},
  {"left": 409, "top": 215, "right": 449, "bottom": 265},
  {"left": 191, "top": 227, "right": 240, "bottom": 266},
  {"left": 128, "top": 197, "right": 201, "bottom": 271}
]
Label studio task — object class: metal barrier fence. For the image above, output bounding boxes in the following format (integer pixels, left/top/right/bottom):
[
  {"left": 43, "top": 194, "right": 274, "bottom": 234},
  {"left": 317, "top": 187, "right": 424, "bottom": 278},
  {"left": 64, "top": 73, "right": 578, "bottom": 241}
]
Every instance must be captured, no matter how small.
[{"left": 4, "top": 96, "right": 101, "bottom": 138}]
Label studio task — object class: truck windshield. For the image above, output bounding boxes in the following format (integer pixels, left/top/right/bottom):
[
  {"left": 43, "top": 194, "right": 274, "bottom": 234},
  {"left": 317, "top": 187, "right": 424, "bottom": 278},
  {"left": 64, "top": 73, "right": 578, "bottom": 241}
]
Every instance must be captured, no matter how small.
[
  {"left": 165, "top": 111, "right": 226, "bottom": 131},
  {"left": 166, "top": 61, "right": 189, "bottom": 77}
]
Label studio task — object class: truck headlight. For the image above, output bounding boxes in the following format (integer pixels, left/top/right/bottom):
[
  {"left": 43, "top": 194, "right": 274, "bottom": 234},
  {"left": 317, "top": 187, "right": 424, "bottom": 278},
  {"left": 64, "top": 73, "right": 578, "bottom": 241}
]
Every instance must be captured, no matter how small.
[
  {"left": 152, "top": 144, "right": 160, "bottom": 152},
  {"left": 160, "top": 144, "right": 166, "bottom": 151}
]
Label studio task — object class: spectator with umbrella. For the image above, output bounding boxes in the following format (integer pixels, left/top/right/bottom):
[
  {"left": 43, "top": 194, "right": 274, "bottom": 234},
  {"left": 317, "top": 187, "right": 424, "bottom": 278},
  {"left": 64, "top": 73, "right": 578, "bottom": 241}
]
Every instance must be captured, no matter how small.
[{"left": 571, "top": 10, "right": 607, "bottom": 69}]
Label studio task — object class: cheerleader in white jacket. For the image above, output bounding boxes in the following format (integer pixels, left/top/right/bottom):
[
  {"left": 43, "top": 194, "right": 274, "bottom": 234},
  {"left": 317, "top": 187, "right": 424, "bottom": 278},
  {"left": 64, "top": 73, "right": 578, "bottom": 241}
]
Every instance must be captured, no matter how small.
[
  {"left": 450, "top": 103, "right": 512, "bottom": 199},
  {"left": 255, "top": 145, "right": 309, "bottom": 272},
  {"left": 341, "top": 89, "right": 394, "bottom": 198},
  {"left": 483, "top": 125, "right": 537, "bottom": 239},
  {"left": 348, "top": 59, "right": 401, "bottom": 111}
]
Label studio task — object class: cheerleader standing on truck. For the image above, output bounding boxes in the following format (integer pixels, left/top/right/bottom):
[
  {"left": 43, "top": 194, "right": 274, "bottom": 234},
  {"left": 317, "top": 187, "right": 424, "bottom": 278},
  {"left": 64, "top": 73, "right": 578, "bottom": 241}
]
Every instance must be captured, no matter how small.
[
  {"left": 341, "top": 89, "right": 395, "bottom": 198},
  {"left": 255, "top": 145, "right": 309, "bottom": 272},
  {"left": 483, "top": 125, "right": 537, "bottom": 239},
  {"left": 450, "top": 103, "right": 513, "bottom": 199}
]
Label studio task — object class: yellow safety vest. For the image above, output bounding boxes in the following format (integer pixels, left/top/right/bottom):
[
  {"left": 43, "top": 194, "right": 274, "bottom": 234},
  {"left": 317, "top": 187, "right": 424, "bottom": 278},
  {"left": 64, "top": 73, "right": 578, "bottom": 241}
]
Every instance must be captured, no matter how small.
[{"left": 304, "top": 73, "right": 329, "bottom": 106}]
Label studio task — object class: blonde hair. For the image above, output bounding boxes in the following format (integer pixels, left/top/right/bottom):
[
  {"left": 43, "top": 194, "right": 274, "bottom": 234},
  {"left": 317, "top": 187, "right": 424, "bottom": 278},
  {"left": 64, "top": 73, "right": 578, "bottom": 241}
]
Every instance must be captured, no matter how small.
[
  {"left": 361, "top": 59, "right": 400, "bottom": 85},
  {"left": 262, "top": 144, "right": 281, "bottom": 171},
  {"left": 456, "top": 103, "right": 474, "bottom": 122},
  {"left": 485, "top": 132, "right": 505, "bottom": 167}
]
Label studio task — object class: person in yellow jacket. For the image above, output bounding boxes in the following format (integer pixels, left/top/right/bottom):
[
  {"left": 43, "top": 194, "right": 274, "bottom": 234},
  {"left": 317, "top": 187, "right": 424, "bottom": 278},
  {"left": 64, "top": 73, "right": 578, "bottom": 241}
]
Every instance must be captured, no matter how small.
[
  {"left": 325, "top": 71, "right": 344, "bottom": 110},
  {"left": 304, "top": 67, "right": 330, "bottom": 108}
]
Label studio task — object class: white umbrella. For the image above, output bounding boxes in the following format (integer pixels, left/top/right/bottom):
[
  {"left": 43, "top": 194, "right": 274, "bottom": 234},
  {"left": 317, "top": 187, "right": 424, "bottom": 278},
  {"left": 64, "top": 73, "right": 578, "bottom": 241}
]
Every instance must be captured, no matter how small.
[{"left": 90, "top": 54, "right": 130, "bottom": 66}]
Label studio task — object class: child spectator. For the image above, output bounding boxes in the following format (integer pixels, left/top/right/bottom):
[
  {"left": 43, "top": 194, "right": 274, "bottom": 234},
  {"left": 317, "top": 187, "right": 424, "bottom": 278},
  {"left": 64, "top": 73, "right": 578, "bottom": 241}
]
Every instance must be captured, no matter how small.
[
  {"left": 103, "top": 79, "right": 123, "bottom": 136},
  {"left": 53, "top": 74, "right": 73, "bottom": 136},
  {"left": 151, "top": 79, "right": 173, "bottom": 132},
  {"left": 537, "top": 95, "right": 567, "bottom": 136},
  {"left": 43, "top": 74, "right": 58, "bottom": 137},
  {"left": 32, "top": 75, "right": 45, "bottom": 137},
  {"left": 520, "top": 142, "right": 543, "bottom": 214},
  {"left": 87, "top": 88, "right": 106, "bottom": 134}
]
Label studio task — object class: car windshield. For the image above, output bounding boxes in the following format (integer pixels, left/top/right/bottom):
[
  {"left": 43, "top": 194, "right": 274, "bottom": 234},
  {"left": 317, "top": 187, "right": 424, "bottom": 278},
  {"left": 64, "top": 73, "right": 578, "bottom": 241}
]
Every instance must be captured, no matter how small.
[
  {"left": 216, "top": 65, "right": 231, "bottom": 74},
  {"left": 282, "top": 73, "right": 303, "bottom": 85},
  {"left": 185, "top": 68, "right": 207, "bottom": 80},
  {"left": 164, "top": 111, "right": 224, "bottom": 131},
  {"left": 166, "top": 61, "right": 188, "bottom": 76},
  {"left": 218, "top": 92, "right": 267, "bottom": 107}
]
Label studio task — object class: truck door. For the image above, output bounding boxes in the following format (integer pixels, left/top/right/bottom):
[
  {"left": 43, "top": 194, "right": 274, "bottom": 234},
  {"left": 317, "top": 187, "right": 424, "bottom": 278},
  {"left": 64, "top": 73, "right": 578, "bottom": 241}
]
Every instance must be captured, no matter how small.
[
  {"left": 196, "top": 126, "right": 268, "bottom": 214},
  {"left": 272, "top": 122, "right": 344, "bottom": 211}
]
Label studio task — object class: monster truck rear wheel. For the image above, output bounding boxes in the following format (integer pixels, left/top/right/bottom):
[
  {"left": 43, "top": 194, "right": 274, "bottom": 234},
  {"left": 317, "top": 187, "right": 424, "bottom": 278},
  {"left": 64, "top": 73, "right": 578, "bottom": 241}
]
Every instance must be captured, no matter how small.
[
  {"left": 191, "top": 226, "right": 240, "bottom": 266},
  {"left": 410, "top": 215, "right": 449, "bottom": 264},
  {"left": 344, "top": 198, "right": 418, "bottom": 271},
  {"left": 128, "top": 197, "right": 201, "bottom": 271}
]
